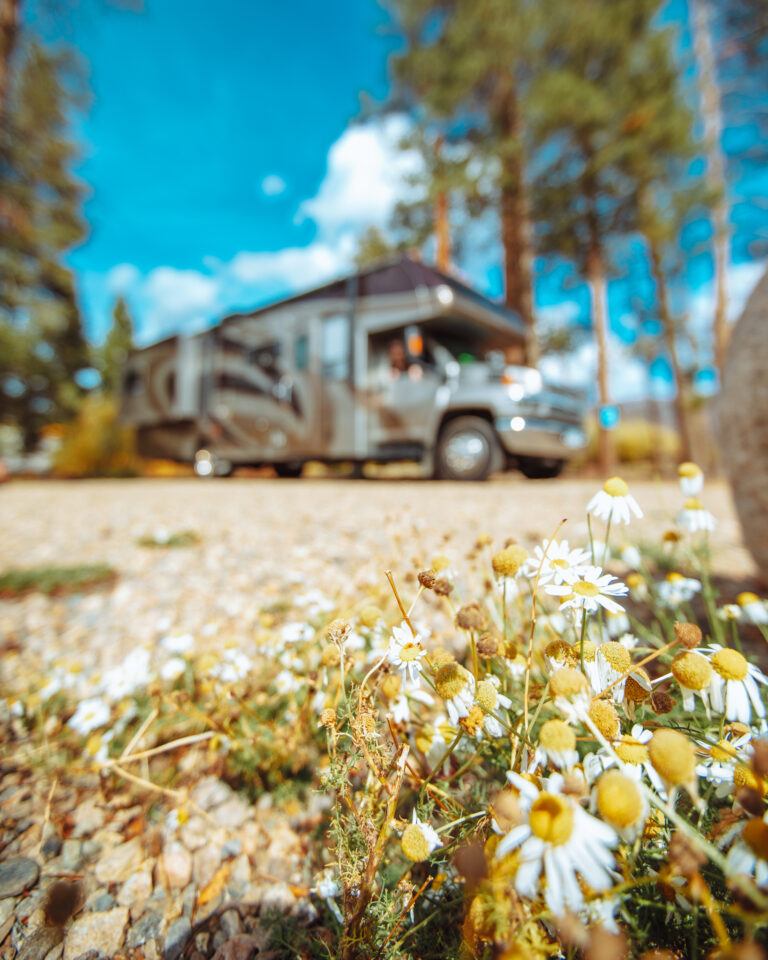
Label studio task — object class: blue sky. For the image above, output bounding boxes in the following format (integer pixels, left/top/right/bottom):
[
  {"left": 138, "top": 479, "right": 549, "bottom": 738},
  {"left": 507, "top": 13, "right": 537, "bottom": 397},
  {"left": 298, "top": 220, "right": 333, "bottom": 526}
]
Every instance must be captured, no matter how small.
[{"left": 24, "top": 0, "right": 767, "bottom": 401}]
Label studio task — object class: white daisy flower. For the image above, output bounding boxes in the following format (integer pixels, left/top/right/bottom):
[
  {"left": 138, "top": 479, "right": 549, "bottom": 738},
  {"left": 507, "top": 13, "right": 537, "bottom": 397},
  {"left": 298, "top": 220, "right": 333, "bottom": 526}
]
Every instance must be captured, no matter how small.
[
  {"left": 677, "top": 498, "right": 717, "bottom": 533},
  {"left": 725, "top": 811, "right": 768, "bottom": 889},
  {"left": 388, "top": 684, "right": 434, "bottom": 725},
  {"left": 496, "top": 771, "right": 618, "bottom": 917},
  {"left": 701, "top": 644, "right": 768, "bottom": 726},
  {"left": 583, "top": 725, "right": 667, "bottom": 798},
  {"left": 524, "top": 539, "right": 591, "bottom": 586},
  {"left": 620, "top": 543, "right": 643, "bottom": 570},
  {"left": 212, "top": 649, "right": 252, "bottom": 683},
  {"left": 434, "top": 662, "right": 476, "bottom": 725},
  {"left": 678, "top": 461, "right": 704, "bottom": 496},
  {"left": 656, "top": 572, "right": 701, "bottom": 608},
  {"left": 718, "top": 604, "right": 742, "bottom": 622},
  {"left": 386, "top": 622, "right": 427, "bottom": 686},
  {"left": 101, "top": 648, "right": 152, "bottom": 701},
  {"left": 281, "top": 622, "right": 314, "bottom": 644},
  {"left": 738, "top": 592, "right": 768, "bottom": 626},
  {"left": 68, "top": 696, "right": 110, "bottom": 736},
  {"left": 534, "top": 719, "right": 580, "bottom": 771},
  {"left": 695, "top": 731, "right": 753, "bottom": 798},
  {"left": 275, "top": 668, "right": 303, "bottom": 695},
  {"left": 415, "top": 716, "right": 457, "bottom": 774},
  {"left": 605, "top": 610, "right": 630, "bottom": 638},
  {"left": 160, "top": 657, "right": 187, "bottom": 682},
  {"left": 587, "top": 477, "right": 643, "bottom": 525},
  {"left": 473, "top": 675, "right": 512, "bottom": 739},
  {"left": 161, "top": 633, "right": 195, "bottom": 655},
  {"left": 546, "top": 566, "right": 628, "bottom": 617},
  {"left": 592, "top": 769, "right": 649, "bottom": 843}
]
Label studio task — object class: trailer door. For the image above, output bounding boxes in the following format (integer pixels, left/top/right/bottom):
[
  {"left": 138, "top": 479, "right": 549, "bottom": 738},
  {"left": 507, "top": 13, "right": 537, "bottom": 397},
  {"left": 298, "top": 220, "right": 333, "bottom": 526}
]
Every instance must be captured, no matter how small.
[{"left": 319, "top": 313, "right": 356, "bottom": 458}]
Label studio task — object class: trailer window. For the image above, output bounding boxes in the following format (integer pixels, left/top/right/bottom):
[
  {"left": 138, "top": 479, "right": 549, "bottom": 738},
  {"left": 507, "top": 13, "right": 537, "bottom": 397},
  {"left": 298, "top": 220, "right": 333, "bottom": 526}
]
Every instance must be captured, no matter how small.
[
  {"left": 295, "top": 335, "right": 309, "bottom": 371},
  {"left": 252, "top": 343, "right": 281, "bottom": 372},
  {"left": 322, "top": 315, "right": 350, "bottom": 379}
]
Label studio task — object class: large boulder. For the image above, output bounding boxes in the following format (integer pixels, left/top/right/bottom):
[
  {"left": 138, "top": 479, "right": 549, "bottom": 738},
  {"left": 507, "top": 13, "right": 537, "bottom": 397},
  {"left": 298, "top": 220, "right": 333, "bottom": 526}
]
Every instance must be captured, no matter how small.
[{"left": 719, "top": 268, "right": 768, "bottom": 581}]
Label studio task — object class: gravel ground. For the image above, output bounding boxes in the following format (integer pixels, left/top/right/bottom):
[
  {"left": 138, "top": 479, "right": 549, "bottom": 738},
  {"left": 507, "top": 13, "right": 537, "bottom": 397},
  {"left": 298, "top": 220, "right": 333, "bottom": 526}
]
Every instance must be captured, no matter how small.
[{"left": 0, "top": 474, "right": 759, "bottom": 960}]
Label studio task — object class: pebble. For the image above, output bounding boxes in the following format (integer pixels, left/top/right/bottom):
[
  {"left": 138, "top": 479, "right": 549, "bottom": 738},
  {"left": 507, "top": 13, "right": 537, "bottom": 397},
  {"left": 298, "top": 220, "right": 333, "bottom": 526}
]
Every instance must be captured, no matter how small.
[
  {"left": 212, "top": 935, "right": 260, "bottom": 960},
  {"left": 126, "top": 909, "right": 164, "bottom": 948},
  {"left": 62, "top": 905, "right": 129, "bottom": 960},
  {"left": 219, "top": 908, "right": 242, "bottom": 939},
  {"left": 116, "top": 864, "right": 152, "bottom": 918},
  {"left": 41, "top": 836, "right": 62, "bottom": 859},
  {"left": 163, "top": 916, "right": 191, "bottom": 960},
  {"left": 192, "top": 842, "right": 223, "bottom": 889},
  {"left": 191, "top": 778, "right": 234, "bottom": 812},
  {"left": 210, "top": 797, "right": 250, "bottom": 830},
  {"left": 71, "top": 800, "right": 105, "bottom": 838},
  {"left": 93, "top": 837, "right": 143, "bottom": 885},
  {"left": 161, "top": 841, "right": 192, "bottom": 889},
  {"left": 179, "top": 816, "right": 208, "bottom": 852},
  {"left": 0, "top": 857, "right": 39, "bottom": 898},
  {"left": 60, "top": 840, "right": 83, "bottom": 872},
  {"left": 85, "top": 890, "right": 116, "bottom": 912}
]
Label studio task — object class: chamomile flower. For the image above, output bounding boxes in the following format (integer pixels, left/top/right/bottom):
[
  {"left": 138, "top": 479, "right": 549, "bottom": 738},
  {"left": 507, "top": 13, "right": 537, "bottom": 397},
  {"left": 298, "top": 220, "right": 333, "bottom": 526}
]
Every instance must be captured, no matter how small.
[
  {"left": 496, "top": 771, "right": 618, "bottom": 917},
  {"left": 738, "top": 592, "right": 768, "bottom": 626},
  {"left": 620, "top": 543, "right": 643, "bottom": 570},
  {"left": 725, "top": 811, "right": 768, "bottom": 888},
  {"left": 595, "top": 641, "right": 634, "bottom": 702},
  {"left": 388, "top": 684, "right": 434, "bottom": 725},
  {"left": 546, "top": 566, "right": 628, "bottom": 616},
  {"left": 435, "top": 661, "right": 476, "bottom": 725},
  {"left": 401, "top": 810, "right": 441, "bottom": 862},
  {"left": 587, "top": 477, "right": 643, "bottom": 525},
  {"left": 648, "top": 728, "right": 701, "bottom": 807},
  {"left": 593, "top": 769, "right": 648, "bottom": 843},
  {"left": 160, "top": 657, "right": 187, "bottom": 682},
  {"left": 68, "top": 696, "right": 110, "bottom": 736},
  {"left": 549, "top": 667, "right": 591, "bottom": 724},
  {"left": 605, "top": 609, "right": 631, "bottom": 638},
  {"left": 524, "top": 539, "right": 591, "bottom": 586},
  {"left": 696, "top": 730, "right": 755, "bottom": 797},
  {"left": 701, "top": 644, "right": 768, "bottom": 726},
  {"left": 677, "top": 498, "right": 717, "bottom": 533},
  {"left": 656, "top": 572, "right": 701, "bottom": 608},
  {"left": 211, "top": 649, "right": 252, "bottom": 684},
  {"left": 669, "top": 650, "right": 713, "bottom": 714},
  {"left": 534, "top": 719, "right": 579, "bottom": 771},
  {"left": 583, "top": 725, "right": 666, "bottom": 797},
  {"left": 472, "top": 675, "right": 512, "bottom": 738},
  {"left": 678, "top": 461, "right": 704, "bottom": 496},
  {"left": 386, "top": 622, "right": 427, "bottom": 685},
  {"left": 718, "top": 604, "right": 742, "bottom": 622}
]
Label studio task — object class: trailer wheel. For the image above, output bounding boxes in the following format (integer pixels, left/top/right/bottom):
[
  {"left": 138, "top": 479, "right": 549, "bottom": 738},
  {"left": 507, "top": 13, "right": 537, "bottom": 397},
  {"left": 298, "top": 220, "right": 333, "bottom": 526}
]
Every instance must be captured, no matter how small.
[
  {"left": 273, "top": 462, "right": 304, "bottom": 478},
  {"left": 519, "top": 457, "right": 564, "bottom": 480},
  {"left": 435, "top": 417, "right": 499, "bottom": 481}
]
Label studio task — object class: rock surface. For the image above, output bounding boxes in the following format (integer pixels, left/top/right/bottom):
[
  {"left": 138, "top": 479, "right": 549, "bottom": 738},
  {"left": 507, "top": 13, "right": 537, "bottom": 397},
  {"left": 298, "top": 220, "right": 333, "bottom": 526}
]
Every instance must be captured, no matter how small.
[
  {"left": 720, "top": 268, "right": 768, "bottom": 581},
  {"left": 63, "top": 905, "right": 129, "bottom": 960},
  {"left": 0, "top": 858, "right": 39, "bottom": 898}
]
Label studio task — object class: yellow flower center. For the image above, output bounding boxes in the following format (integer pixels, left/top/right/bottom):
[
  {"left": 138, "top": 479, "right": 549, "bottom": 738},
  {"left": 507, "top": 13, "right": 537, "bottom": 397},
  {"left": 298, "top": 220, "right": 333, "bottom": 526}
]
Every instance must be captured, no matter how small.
[
  {"left": 573, "top": 581, "right": 600, "bottom": 598},
  {"left": 733, "top": 764, "right": 765, "bottom": 794},
  {"left": 551, "top": 558, "right": 569, "bottom": 569},
  {"left": 435, "top": 662, "right": 472, "bottom": 700},
  {"left": 529, "top": 793, "right": 574, "bottom": 846},
  {"left": 678, "top": 462, "right": 701, "bottom": 479},
  {"left": 709, "top": 740, "right": 735, "bottom": 764},
  {"left": 742, "top": 818, "right": 768, "bottom": 862},
  {"left": 648, "top": 728, "right": 695, "bottom": 786},
  {"left": 401, "top": 824, "right": 430, "bottom": 862},
  {"left": 359, "top": 606, "right": 382, "bottom": 628},
  {"left": 581, "top": 640, "right": 597, "bottom": 663},
  {"left": 625, "top": 668, "right": 651, "bottom": 703},
  {"left": 492, "top": 545, "right": 528, "bottom": 578},
  {"left": 460, "top": 704, "right": 486, "bottom": 736},
  {"left": 603, "top": 477, "right": 629, "bottom": 498},
  {"left": 589, "top": 699, "right": 620, "bottom": 739},
  {"left": 596, "top": 771, "right": 644, "bottom": 828},
  {"left": 614, "top": 735, "right": 649, "bottom": 765},
  {"left": 545, "top": 640, "right": 576, "bottom": 664},
  {"left": 626, "top": 573, "right": 645, "bottom": 589},
  {"left": 711, "top": 648, "right": 748, "bottom": 682},
  {"left": 671, "top": 651, "right": 713, "bottom": 691},
  {"left": 550, "top": 668, "right": 588, "bottom": 700},
  {"left": 399, "top": 643, "right": 423, "bottom": 663},
  {"left": 539, "top": 719, "right": 576, "bottom": 754},
  {"left": 414, "top": 726, "right": 434, "bottom": 754},
  {"left": 683, "top": 498, "right": 703, "bottom": 511},
  {"left": 738, "top": 592, "right": 760, "bottom": 607},
  {"left": 598, "top": 641, "right": 631, "bottom": 673},
  {"left": 475, "top": 680, "right": 498, "bottom": 712},
  {"left": 666, "top": 572, "right": 684, "bottom": 583}
]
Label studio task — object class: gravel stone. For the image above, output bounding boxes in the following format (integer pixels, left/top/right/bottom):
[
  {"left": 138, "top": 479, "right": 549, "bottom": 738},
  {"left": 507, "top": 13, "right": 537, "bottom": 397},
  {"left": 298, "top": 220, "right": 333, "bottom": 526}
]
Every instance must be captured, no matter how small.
[
  {"left": 163, "top": 916, "right": 191, "bottom": 960},
  {"left": 212, "top": 934, "right": 260, "bottom": 960},
  {"left": 116, "top": 865, "right": 153, "bottom": 918},
  {"left": 126, "top": 909, "right": 164, "bottom": 948},
  {"left": 0, "top": 858, "right": 39, "bottom": 898},
  {"left": 93, "top": 837, "right": 143, "bottom": 885},
  {"left": 161, "top": 841, "right": 192, "bottom": 889},
  {"left": 85, "top": 890, "right": 116, "bottom": 912},
  {"left": 60, "top": 840, "right": 83, "bottom": 872},
  {"left": 63, "top": 905, "right": 128, "bottom": 960},
  {"left": 219, "top": 908, "right": 243, "bottom": 939},
  {"left": 41, "top": 836, "right": 62, "bottom": 860}
]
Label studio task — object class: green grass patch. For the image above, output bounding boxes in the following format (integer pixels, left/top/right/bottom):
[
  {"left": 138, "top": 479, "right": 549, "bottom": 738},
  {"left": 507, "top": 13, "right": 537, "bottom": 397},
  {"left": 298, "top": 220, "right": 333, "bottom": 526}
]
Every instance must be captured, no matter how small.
[
  {"left": 136, "top": 530, "right": 201, "bottom": 548},
  {"left": 0, "top": 563, "right": 117, "bottom": 598}
]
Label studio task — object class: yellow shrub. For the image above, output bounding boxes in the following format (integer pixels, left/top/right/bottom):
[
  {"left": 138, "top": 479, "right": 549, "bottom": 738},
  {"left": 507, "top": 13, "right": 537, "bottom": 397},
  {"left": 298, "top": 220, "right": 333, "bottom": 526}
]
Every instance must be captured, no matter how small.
[
  {"left": 576, "top": 415, "right": 680, "bottom": 465},
  {"left": 52, "top": 396, "right": 142, "bottom": 478}
]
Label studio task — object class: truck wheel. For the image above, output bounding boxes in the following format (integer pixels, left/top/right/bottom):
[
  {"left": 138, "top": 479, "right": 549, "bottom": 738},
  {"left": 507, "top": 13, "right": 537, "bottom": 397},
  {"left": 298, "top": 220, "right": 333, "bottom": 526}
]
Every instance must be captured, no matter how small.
[
  {"left": 435, "top": 417, "right": 500, "bottom": 481},
  {"left": 519, "top": 457, "right": 564, "bottom": 480},
  {"left": 273, "top": 462, "right": 304, "bottom": 478}
]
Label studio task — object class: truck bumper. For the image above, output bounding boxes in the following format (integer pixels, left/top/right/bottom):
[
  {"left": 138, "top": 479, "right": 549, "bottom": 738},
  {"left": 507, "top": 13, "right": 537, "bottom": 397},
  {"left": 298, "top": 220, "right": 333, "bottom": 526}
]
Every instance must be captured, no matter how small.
[{"left": 494, "top": 417, "right": 587, "bottom": 460}]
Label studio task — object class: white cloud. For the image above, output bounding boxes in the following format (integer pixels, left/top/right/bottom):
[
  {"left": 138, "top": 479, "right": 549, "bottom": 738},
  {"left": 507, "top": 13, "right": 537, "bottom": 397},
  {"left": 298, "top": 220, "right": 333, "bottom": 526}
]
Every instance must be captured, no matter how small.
[
  {"left": 107, "top": 263, "right": 140, "bottom": 294},
  {"left": 260, "top": 174, "right": 287, "bottom": 197}
]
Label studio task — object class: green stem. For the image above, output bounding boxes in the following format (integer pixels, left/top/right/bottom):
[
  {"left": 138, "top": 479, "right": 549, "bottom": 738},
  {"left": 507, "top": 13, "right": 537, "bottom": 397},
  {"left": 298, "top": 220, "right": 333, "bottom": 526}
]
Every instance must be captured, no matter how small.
[{"left": 579, "top": 612, "right": 588, "bottom": 674}]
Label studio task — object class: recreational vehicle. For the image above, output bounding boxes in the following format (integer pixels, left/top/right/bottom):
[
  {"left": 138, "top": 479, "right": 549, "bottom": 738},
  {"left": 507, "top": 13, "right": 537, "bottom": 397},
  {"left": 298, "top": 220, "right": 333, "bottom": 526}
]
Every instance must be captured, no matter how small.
[{"left": 121, "top": 257, "right": 586, "bottom": 480}]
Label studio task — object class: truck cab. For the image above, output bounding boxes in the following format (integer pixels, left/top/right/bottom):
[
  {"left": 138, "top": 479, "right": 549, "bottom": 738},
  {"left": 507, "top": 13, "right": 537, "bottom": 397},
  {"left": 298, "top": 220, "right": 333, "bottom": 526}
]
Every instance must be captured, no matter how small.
[{"left": 122, "top": 256, "right": 586, "bottom": 479}]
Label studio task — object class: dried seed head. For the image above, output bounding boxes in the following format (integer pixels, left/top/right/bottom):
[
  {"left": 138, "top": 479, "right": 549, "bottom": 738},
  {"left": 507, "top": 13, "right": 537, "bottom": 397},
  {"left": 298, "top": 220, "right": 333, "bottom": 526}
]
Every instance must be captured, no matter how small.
[
  {"left": 359, "top": 606, "right": 382, "bottom": 628},
  {"left": 589, "top": 699, "right": 620, "bottom": 739},
  {"left": 545, "top": 639, "right": 577, "bottom": 664},
  {"left": 668, "top": 830, "right": 706, "bottom": 879},
  {"left": 321, "top": 644, "right": 341, "bottom": 668},
  {"left": 650, "top": 690, "right": 676, "bottom": 715},
  {"left": 456, "top": 602, "right": 486, "bottom": 631},
  {"left": 417, "top": 569, "right": 437, "bottom": 589},
  {"left": 433, "top": 578, "right": 453, "bottom": 596},
  {"left": 624, "top": 667, "right": 652, "bottom": 703},
  {"left": 492, "top": 545, "right": 528, "bottom": 578},
  {"left": 674, "top": 621, "right": 702, "bottom": 650},
  {"left": 596, "top": 770, "right": 644, "bottom": 829},
  {"left": 320, "top": 708, "right": 337, "bottom": 729},
  {"left": 649, "top": 729, "right": 696, "bottom": 786},
  {"left": 380, "top": 673, "right": 402, "bottom": 701},
  {"left": 327, "top": 618, "right": 351, "bottom": 643},
  {"left": 355, "top": 713, "right": 377, "bottom": 739},
  {"left": 671, "top": 651, "right": 712, "bottom": 691},
  {"left": 476, "top": 633, "right": 499, "bottom": 658}
]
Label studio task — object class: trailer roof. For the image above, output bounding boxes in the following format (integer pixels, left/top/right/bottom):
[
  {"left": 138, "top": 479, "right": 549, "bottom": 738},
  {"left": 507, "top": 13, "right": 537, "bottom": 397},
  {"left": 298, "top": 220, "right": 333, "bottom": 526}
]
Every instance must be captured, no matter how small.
[{"left": 220, "top": 255, "right": 526, "bottom": 336}]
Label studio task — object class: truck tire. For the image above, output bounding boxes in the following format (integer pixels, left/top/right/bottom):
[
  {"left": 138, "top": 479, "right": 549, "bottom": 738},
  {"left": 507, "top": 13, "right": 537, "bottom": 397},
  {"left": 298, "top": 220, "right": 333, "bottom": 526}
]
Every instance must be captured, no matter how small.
[
  {"left": 273, "top": 462, "right": 304, "bottom": 478},
  {"left": 519, "top": 457, "right": 564, "bottom": 480},
  {"left": 435, "top": 416, "right": 500, "bottom": 481}
]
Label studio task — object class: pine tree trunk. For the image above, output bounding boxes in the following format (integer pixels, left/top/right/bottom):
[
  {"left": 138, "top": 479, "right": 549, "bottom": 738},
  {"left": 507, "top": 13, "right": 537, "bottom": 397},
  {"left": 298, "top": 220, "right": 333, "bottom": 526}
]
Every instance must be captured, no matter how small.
[
  {"left": 495, "top": 78, "right": 538, "bottom": 366},
  {"left": 646, "top": 234, "right": 694, "bottom": 462},
  {"left": 434, "top": 189, "right": 451, "bottom": 272},
  {"left": 691, "top": 0, "right": 730, "bottom": 377},
  {"left": 0, "top": 0, "right": 20, "bottom": 131},
  {"left": 586, "top": 245, "right": 615, "bottom": 476}
]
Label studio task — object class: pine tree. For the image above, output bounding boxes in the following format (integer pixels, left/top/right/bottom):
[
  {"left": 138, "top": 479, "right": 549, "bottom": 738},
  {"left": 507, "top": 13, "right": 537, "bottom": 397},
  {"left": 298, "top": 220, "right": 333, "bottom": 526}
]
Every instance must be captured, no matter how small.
[
  {"left": 353, "top": 225, "right": 402, "bottom": 270},
  {"left": 98, "top": 295, "right": 134, "bottom": 396},
  {"left": 0, "top": 38, "right": 89, "bottom": 448}
]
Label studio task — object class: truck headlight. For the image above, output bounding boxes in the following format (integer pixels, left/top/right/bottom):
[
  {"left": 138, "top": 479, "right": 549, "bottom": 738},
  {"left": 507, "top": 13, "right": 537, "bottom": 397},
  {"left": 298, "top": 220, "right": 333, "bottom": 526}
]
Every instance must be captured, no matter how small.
[{"left": 562, "top": 427, "right": 587, "bottom": 449}]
